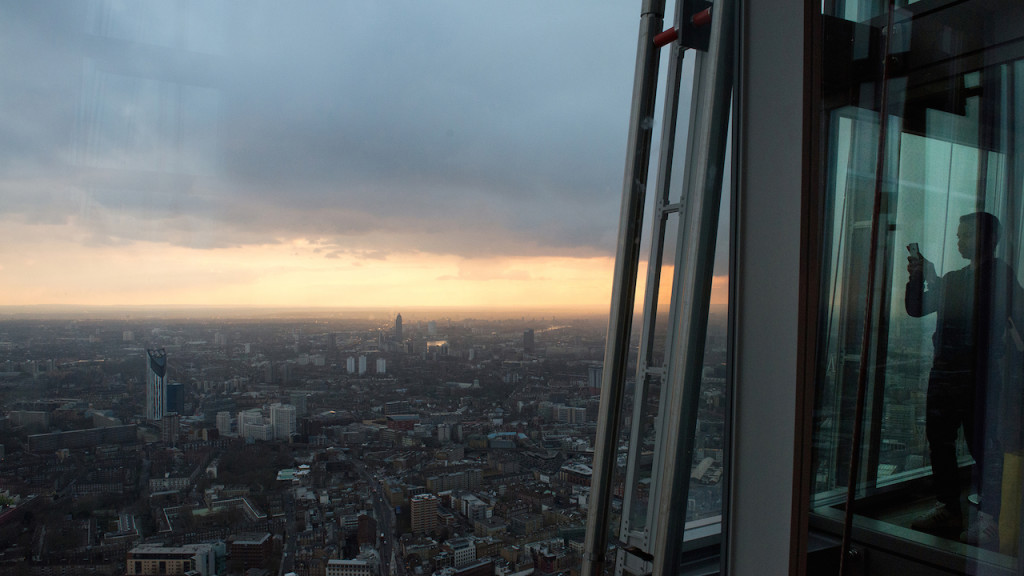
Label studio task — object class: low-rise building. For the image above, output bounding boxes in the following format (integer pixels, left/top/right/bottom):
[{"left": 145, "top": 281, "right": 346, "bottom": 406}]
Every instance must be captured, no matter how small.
[
  {"left": 473, "top": 515, "right": 507, "bottom": 538},
  {"left": 446, "top": 538, "right": 475, "bottom": 568},
  {"left": 325, "top": 558, "right": 374, "bottom": 576},
  {"left": 228, "top": 532, "right": 272, "bottom": 571},
  {"left": 126, "top": 543, "right": 217, "bottom": 576}
]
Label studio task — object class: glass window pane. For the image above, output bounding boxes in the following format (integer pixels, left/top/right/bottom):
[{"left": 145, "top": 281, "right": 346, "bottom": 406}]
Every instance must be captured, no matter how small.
[{"left": 813, "top": 1, "right": 1024, "bottom": 571}]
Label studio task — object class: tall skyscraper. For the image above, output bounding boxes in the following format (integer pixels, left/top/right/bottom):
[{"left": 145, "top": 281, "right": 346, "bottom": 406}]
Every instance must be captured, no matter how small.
[
  {"left": 395, "top": 313, "right": 403, "bottom": 342},
  {"left": 358, "top": 355, "right": 367, "bottom": 375},
  {"left": 145, "top": 349, "right": 167, "bottom": 422}
]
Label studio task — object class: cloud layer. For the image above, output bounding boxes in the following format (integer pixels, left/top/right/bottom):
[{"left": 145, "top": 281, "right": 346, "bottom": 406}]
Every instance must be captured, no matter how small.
[{"left": 0, "top": 1, "right": 639, "bottom": 260}]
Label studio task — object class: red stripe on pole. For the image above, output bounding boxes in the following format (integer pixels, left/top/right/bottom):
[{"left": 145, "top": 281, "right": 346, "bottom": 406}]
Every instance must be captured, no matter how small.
[
  {"left": 691, "top": 7, "right": 712, "bottom": 27},
  {"left": 653, "top": 27, "right": 678, "bottom": 47}
]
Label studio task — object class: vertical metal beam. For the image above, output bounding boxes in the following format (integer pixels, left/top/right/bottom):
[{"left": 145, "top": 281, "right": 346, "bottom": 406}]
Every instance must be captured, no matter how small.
[
  {"left": 619, "top": 37, "right": 685, "bottom": 549},
  {"left": 788, "top": 1, "right": 825, "bottom": 572},
  {"left": 650, "top": 0, "right": 734, "bottom": 571},
  {"left": 725, "top": 0, "right": 805, "bottom": 569},
  {"left": 583, "top": 1, "right": 666, "bottom": 574},
  {"left": 839, "top": 2, "right": 896, "bottom": 570}
]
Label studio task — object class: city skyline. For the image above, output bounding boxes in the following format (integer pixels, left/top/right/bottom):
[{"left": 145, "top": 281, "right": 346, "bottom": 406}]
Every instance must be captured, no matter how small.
[{"left": 0, "top": 308, "right": 646, "bottom": 574}]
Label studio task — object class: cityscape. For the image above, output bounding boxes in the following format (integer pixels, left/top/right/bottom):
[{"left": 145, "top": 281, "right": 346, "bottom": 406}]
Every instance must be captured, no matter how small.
[
  {"left": 0, "top": 308, "right": 728, "bottom": 576},
  {"left": 0, "top": 3, "right": 729, "bottom": 575},
  {"left": 4, "top": 0, "right": 1020, "bottom": 574}
]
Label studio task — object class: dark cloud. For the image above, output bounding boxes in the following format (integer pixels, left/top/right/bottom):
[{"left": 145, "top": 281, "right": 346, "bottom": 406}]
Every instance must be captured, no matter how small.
[{"left": 0, "top": 1, "right": 639, "bottom": 259}]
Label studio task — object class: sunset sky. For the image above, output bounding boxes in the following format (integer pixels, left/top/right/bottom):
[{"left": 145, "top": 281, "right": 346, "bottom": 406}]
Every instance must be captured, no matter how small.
[{"left": 0, "top": 1, "right": 729, "bottom": 312}]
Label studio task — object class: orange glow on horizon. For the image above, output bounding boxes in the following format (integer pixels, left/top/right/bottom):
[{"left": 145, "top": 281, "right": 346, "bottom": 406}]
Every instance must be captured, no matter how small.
[
  {"left": 0, "top": 222, "right": 730, "bottom": 312},
  {"left": 0, "top": 223, "right": 617, "bottom": 310}
]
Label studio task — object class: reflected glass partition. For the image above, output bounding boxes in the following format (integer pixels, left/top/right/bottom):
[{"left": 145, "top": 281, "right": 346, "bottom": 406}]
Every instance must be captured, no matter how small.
[{"left": 812, "top": 0, "right": 1024, "bottom": 572}]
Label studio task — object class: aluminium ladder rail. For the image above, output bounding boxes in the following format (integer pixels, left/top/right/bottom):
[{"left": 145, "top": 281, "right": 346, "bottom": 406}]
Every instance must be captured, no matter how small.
[{"left": 583, "top": 0, "right": 734, "bottom": 573}]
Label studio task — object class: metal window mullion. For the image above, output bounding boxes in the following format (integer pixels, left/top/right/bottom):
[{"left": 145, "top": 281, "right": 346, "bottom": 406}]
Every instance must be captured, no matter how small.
[
  {"left": 620, "top": 38, "right": 687, "bottom": 550},
  {"left": 583, "top": 1, "right": 667, "bottom": 574},
  {"left": 651, "top": 0, "right": 735, "bottom": 571}
]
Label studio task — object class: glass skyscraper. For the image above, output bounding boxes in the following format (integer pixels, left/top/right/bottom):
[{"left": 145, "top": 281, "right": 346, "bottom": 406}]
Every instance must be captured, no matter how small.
[{"left": 582, "top": 0, "right": 1024, "bottom": 574}]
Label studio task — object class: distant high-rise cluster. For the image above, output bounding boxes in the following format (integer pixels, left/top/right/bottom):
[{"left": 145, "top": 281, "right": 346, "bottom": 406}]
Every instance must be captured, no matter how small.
[
  {"left": 145, "top": 349, "right": 167, "bottom": 422},
  {"left": 343, "top": 353, "right": 386, "bottom": 376},
  {"left": 344, "top": 352, "right": 386, "bottom": 375},
  {"left": 231, "top": 405, "right": 297, "bottom": 441}
]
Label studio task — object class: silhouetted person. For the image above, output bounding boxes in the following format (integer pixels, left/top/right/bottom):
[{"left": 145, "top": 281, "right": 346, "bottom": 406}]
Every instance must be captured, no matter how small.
[{"left": 906, "top": 212, "right": 1021, "bottom": 546}]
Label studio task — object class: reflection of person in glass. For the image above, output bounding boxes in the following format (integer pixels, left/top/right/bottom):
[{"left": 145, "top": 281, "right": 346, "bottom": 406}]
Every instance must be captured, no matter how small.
[{"left": 906, "top": 212, "right": 1021, "bottom": 546}]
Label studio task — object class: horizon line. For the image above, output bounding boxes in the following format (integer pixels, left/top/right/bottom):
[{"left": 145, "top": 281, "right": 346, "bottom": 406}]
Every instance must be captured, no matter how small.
[{"left": 0, "top": 302, "right": 727, "bottom": 320}]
